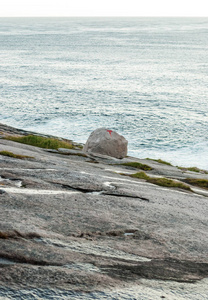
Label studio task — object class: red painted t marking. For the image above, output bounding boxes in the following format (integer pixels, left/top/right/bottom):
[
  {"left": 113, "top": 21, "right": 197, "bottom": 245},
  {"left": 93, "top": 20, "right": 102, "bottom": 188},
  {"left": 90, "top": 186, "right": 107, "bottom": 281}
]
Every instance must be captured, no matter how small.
[{"left": 107, "top": 130, "right": 112, "bottom": 135}]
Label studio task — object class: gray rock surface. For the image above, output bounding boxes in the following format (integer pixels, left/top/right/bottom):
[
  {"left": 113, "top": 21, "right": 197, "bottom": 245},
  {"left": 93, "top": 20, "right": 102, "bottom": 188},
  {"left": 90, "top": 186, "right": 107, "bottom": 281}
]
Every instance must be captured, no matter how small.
[
  {"left": 0, "top": 123, "right": 208, "bottom": 299},
  {"left": 83, "top": 128, "right": 128, "bottom": 159}
]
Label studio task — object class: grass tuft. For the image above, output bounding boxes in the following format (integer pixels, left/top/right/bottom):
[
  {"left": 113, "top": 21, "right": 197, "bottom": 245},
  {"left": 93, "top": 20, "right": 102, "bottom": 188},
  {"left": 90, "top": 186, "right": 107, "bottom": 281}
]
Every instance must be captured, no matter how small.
[
  {"left": 146, "top": 158, "right": 172, "bottom": 166},
  {"left": 184, "top": 178, "right": 208, "bottom": 190},
  {"left": 120, "top": 162, "right": 152, "bottom": 171},
  {"left": 0, "top": 151, "right": 33, "bottom": 159},
  {"left": 59, "top": 152, "right": 87, "bottom": 158},
  {"left": 5, "top": 135, "right": 74, "bottom": 150},
  {"left": 178, "top": 166, "right": 208, "bottom": 174},
  {"left": 129, "top": 172, "right": 191, "bottom": 191},
  {"left": 186, "top": 167, "right": 201, "bottom": 173},
  {"left": 130, "top": 171, "right": 149, "bottom": 180}
]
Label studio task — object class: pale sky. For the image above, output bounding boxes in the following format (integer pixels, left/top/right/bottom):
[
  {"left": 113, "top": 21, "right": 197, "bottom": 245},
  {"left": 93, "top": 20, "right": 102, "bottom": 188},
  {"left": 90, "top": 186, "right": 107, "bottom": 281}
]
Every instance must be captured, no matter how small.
[{"left": 0, "top": 0, "right": 207, "bottom": 17}]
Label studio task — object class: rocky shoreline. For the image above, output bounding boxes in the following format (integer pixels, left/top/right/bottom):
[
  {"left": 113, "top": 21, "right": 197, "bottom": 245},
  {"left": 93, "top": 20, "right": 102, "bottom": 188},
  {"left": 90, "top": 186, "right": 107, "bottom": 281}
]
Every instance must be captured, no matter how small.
[{"left": 0, "top": 123, "right": 208, "bottom": 299}]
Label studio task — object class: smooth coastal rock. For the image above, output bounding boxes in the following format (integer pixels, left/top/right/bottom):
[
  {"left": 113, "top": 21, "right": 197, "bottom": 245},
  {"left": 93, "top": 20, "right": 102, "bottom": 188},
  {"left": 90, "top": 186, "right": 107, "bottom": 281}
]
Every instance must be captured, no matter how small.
[
  {"left": 83, "top": 128, "right": 128, "bottom": 159},
  {"left": 0, "top": 123, "right": 208, "bottom": 299}
]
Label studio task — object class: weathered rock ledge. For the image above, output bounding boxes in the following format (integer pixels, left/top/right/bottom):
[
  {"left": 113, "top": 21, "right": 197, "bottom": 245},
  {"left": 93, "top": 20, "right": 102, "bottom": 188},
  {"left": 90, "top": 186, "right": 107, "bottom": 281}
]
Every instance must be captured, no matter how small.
[{"left": 0, "top": 123, "right": 208, "bottom": 299}]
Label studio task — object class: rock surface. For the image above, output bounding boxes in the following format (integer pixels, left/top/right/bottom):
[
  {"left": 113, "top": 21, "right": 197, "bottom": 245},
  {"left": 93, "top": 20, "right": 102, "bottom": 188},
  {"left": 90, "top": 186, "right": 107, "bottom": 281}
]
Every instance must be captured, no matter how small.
[
  {"left": 83, "top": 128, "right": 128, "bottom": 159},
  {"left": 0, "top": 123, "right": 208, "bottom": 299}
]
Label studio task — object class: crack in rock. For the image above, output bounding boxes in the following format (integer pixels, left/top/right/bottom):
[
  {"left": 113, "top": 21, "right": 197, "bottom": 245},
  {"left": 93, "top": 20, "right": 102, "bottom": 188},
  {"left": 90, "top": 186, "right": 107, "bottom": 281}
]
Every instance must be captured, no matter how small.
[
  {"left": 100, "top": 258, "right": 208, "bottom": 283},
  {"left": 35, "top": 238, "right": 151, "bottom": 262},
  {"left": 102, "top": 191, "right": 149, "bottom": 201},
  {"left": 74, "top": 229, "right": 151, "bottom": 240},
  {"left": 49, "top": 182, "right": 150, "bottom": 201},
  {"left": 0, "top": 254, "right": 60, "bottom": 267},
  {"left": 0, "top": 230, "right": 41, "bottom": 240}
]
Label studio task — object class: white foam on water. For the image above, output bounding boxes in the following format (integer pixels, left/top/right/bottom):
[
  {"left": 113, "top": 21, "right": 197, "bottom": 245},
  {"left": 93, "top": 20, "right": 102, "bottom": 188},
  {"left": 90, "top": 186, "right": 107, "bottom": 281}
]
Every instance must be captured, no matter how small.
[{"left": 130, "top": 141, "right": 208, "bottom": 171}]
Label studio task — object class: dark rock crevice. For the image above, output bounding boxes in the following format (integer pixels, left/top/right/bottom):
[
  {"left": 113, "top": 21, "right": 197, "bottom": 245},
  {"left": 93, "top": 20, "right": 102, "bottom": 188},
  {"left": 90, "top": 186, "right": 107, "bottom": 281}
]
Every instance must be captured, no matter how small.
[
  {"left": 73, "top": 229, "right": 151, "bottom": 240},
  {"left": 49, "top": 181, "right": 150, "bottom": 201},
  {"left": 0, "top": 253, "right": 55, "bottom": 266},
  {"left": 102, "top": 191, "right": 149, "bottom": 201},
  {"left": 0, "top": 230, "right": 41, "bottom": 240},
  {"left": 100, "top": 258, "right": 208, "bottom": 283}
]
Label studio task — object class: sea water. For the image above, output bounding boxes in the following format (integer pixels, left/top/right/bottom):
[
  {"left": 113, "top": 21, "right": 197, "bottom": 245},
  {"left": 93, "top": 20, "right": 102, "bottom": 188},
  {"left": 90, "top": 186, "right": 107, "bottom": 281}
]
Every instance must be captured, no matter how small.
[{"left": 0, "top": 17, "right": 207, "bottom": 169}]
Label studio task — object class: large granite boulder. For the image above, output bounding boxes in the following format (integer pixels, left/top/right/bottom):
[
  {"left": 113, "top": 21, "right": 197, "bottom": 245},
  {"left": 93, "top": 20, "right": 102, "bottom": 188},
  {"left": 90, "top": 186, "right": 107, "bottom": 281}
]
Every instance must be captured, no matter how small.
[{"left": 83, "top": 128, "right": 128, "bottom": 159}]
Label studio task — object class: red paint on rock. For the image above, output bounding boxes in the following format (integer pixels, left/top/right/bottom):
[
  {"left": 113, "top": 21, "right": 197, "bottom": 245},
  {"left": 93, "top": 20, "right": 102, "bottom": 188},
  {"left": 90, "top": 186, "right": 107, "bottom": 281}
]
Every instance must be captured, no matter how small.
[{"left": 107, "top": 130, "right": 113, "bottom": 135}]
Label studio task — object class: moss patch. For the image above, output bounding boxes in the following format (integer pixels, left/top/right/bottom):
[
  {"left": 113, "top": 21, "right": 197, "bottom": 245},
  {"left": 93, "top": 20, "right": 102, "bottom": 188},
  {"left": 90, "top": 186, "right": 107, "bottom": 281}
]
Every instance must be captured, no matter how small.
[
  {"left": 148, "top": 177, "right": 191, "bottom": 190},
  {"left": 123, "top": 171, "right": 191, "bottom": 191},
  {"left": 5, "top": 135, "right": 74, "bottom": 150},
  {"left": 130, "top": 171, "right": 149, "bottom": 180},
  {"left": 0, "top": 151, "right": 33, "bottom": 159},
  {"left": 178, "top": 166, "right": 208, "bottom": 174},
  {"left": 184, "top": 178, "right": 208, "bottom": 190},
  {"left": 146, "top": 158, "right": 172, "bottom": 166},
  {"left": 59, "top": 152, "right": 87, "bottom": 158},
  {"left": 120, "top": 162, "right": 152, "bottom": 171}
]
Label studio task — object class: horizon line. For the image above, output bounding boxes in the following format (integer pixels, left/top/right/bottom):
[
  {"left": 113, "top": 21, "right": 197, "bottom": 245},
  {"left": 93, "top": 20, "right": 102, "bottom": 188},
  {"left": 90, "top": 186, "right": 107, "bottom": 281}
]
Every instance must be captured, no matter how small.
[{"left": 0, "top": 15, "right": 207, "bottom": 18}]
